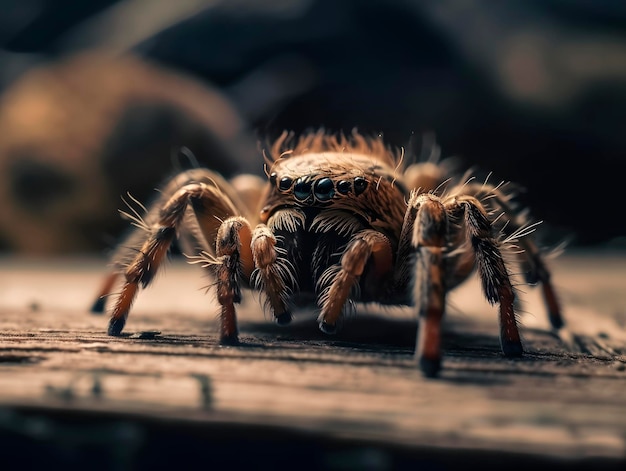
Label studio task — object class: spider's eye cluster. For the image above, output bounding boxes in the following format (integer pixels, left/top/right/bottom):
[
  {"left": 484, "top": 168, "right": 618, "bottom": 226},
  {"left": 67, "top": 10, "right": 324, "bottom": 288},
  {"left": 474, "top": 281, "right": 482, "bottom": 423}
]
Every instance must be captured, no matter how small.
[
  {"left": 274, "top": 174, "right": 369, "bottom": 201},
  {"left": 334, "top": 177, "right": 368, "bottom": 196}
]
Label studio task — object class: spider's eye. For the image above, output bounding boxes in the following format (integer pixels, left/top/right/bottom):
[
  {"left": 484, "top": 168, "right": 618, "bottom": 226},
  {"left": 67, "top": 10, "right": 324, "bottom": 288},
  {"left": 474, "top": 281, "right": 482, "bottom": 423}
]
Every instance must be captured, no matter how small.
[
  {"left": 354, "top": 177, "right": 368, "bottom": 195},
  {"left": 269, "top": 172, "right": 277, "bottom": 186},
  {"left": 337, "top": 180, "right": 351, "bottom": 195},
  {"left": 314, "top": 178, "right": 335, "bottom": 201},
  {"left": 278, "top": 176, "right": 293, "bottom": 191},
  {"left": 294, "top": 177, "right": 312, "bottom": 201}
]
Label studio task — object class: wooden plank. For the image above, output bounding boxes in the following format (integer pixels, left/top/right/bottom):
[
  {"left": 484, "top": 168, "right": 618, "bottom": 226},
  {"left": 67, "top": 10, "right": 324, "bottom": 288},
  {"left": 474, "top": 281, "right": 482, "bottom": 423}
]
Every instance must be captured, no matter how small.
[{"left": 1, "top": 251, "right": 625, "bottom": 469}]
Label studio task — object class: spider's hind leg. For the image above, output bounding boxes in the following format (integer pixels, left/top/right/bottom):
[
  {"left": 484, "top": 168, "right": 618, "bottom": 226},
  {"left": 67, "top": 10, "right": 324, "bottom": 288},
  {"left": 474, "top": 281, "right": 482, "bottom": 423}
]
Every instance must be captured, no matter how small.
[
  {"left": 510, "top": 226, "right": 563, "bottom": 330},
  {"left": 91, "top": 168, "right": 255, "bottom": 314},
  {"left": 108, "top": 225, "right": 176, "bottom": 336},
  {"left": 468, "top": 182, "right": 564, "bottom": 330},
  {"left": 448, "top": 194, "right": 524, "bottom": 357},
  {"left": 90, "top": 271, "right": 120, "bottom": 313}
]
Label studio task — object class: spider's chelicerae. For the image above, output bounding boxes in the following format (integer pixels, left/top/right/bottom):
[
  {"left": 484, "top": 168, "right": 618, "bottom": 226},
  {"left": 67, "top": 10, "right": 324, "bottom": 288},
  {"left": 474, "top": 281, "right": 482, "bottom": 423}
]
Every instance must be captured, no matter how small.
[{"left": 92, "top": 130, "right": 563, "bottom": 377}]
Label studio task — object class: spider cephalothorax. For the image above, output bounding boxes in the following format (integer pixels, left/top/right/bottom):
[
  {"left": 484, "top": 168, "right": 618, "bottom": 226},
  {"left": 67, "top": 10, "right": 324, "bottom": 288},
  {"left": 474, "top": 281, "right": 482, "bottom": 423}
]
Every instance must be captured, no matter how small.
[
  {"left": 92, "top": 129, "right": 563, "bottom": 377},
  {"left": 260, "top": 131, "right": 408, "bottom": 239}
]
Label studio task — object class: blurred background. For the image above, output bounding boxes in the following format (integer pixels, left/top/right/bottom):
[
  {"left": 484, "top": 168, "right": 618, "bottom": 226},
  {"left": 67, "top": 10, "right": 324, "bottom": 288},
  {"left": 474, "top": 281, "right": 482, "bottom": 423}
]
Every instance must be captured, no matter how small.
[{"left": 1, "top": 0, "right": 625, "bottom": 256}]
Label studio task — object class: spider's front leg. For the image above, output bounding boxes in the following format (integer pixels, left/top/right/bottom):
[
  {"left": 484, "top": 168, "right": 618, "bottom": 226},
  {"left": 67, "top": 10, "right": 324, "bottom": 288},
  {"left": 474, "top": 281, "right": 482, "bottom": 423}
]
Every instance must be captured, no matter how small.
[
  {"left": 398, "top": 192, "right": 449, "bottom": 377},
  {"left": 108, "top": 181, "right": 254, "bottom": 344}
]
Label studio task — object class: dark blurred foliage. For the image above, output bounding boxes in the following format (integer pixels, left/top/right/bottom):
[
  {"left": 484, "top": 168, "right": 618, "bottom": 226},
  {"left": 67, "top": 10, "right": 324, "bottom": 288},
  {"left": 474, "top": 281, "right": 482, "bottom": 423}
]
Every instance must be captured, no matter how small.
[{"left": 1, "top": 0, "right": 625, "bottom": 253}]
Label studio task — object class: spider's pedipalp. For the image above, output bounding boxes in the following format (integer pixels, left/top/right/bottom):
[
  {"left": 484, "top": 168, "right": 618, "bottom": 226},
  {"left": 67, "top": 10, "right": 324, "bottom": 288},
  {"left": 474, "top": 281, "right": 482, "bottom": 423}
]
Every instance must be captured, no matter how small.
[
  {"left": 317, "top": 229, "right": 393, "bottom": 334},
  {"left": 251, "top": 223, "right": 295, "bottom": 325}
]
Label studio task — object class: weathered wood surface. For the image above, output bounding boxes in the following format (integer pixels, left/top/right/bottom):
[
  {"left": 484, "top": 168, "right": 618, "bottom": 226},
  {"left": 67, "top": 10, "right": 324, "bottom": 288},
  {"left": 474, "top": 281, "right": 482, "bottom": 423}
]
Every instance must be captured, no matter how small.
[{"left": 0, "top": 251, "right": 625, "bottom": 469}]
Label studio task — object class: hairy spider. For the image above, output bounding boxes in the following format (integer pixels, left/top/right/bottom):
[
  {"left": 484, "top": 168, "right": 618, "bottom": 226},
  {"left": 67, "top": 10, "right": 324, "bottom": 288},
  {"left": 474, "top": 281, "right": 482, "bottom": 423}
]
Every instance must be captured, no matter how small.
[{"left": 91, "top": 130, "right": 563, "bottom": 377}]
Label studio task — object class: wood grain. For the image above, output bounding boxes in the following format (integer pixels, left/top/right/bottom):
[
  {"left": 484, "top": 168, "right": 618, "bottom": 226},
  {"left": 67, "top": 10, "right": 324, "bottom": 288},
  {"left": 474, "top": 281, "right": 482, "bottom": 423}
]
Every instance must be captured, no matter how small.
[{"left": 1, "top": 251, "right": 625, "bottom": 469}]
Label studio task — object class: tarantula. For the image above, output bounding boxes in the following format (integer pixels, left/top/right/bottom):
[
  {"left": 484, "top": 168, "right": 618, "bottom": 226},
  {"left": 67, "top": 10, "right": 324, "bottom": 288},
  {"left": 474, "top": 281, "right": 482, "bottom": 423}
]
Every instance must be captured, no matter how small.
[{"left": 91, "top": 130, "right": 563, "bottom": 377}]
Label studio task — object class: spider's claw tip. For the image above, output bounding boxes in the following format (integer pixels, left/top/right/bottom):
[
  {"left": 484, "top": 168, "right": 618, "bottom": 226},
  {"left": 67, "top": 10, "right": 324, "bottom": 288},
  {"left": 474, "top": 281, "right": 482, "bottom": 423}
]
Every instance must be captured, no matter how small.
[
  {"left": 90, "top": 298, "right": 106, "bottom": 314},
  {"left": 419, "top": 356, "right": 442, "bottom": 378},
  {"left": 107, "top": 317, "right": 126, "bottom": 336},
  {"left": 501, "top": 338, "right": 524, "bottom": 357},
  {"left": 553, "top": 327, "right": 579, "bottom": 352},
  {"left": 220, "top": 334, "right": 240, "bottom": 346},
  {"left": 319, "top": 320, "right": 337, "bottom": 335},
  {"left": 524, "top": 271, "right": 540, "bottom": 285},
  {"left": 549, "top": 313, "right": 564, "bottom": 330},
  {"left": 275, "top": 311, "right": 293, "bottom": 325}
]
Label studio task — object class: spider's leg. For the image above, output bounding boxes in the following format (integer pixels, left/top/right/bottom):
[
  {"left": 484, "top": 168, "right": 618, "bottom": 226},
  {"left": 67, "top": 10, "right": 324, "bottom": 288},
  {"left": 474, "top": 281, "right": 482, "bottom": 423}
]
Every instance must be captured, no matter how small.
[
  {"left": 108, "top": 181, "right": 243, "bottom": 337},
  {"left": 108, "top": 225, "right": 176, "bottom": 336},
  {"left": 504, "top": 216, "right": 563, "bottom": 329},
  {"left": 509, "top": 226, "right": 563, "bottom": 329},
  {"left": 448, "top": 194, "right": 523, "bottom": 357},
  {"left": 399, "top": 192, "right": 449, "bottom": 377},
  {"left": 317, "top": 230, "right": 393, "bottom": 334},
  {"left": 250, "top": 224, "right": 294, "bottom": 325},
  {"left": 213, "top": 216, "right": 254, "bottom": 344},
  {"left": 466, "top": 184, "right": 564, "bottom": 330},
  {"left": 90, "top": 208, "right": 198, "bottom": 315},
  {"left": 91, "top": 168, "right": 251, "bottom": 313},
  {"left": 90, "top": 271, "right": 120, "bottom": 313}
]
